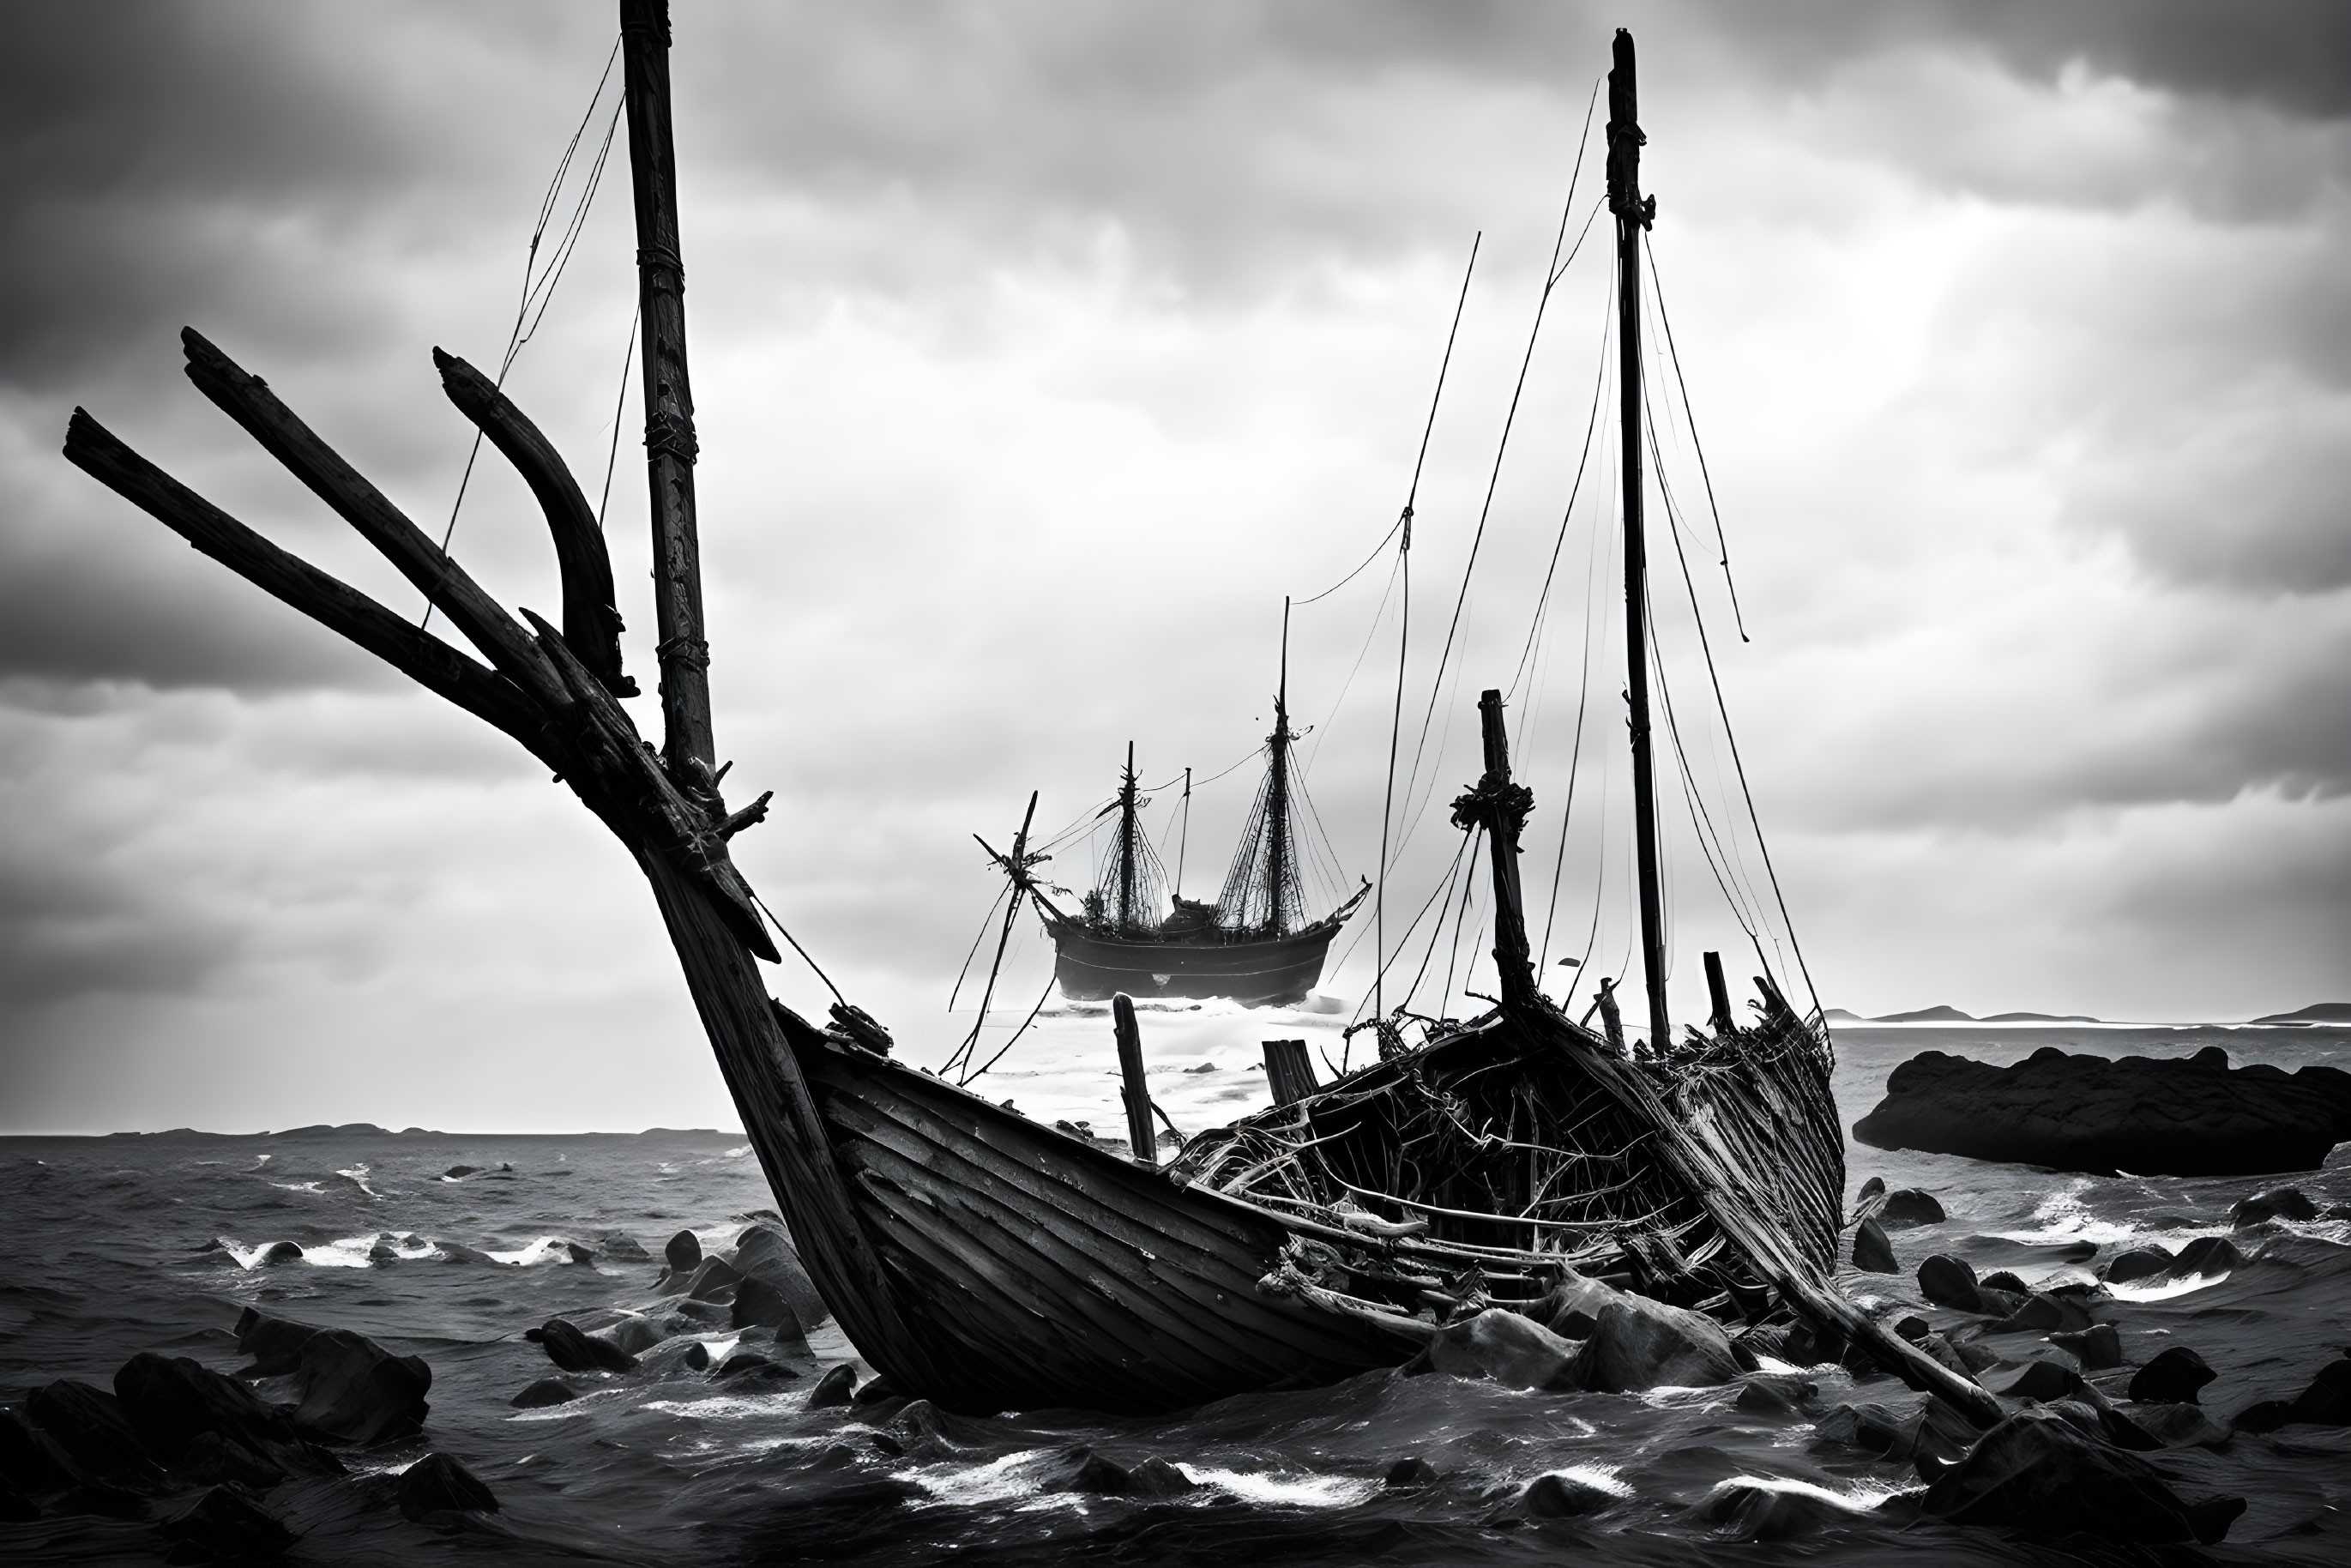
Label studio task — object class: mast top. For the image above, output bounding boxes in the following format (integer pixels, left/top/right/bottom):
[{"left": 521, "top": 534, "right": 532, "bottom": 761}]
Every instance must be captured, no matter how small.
[{"left": 1606, "top": 28, "right": 1654, "bottom": 230}]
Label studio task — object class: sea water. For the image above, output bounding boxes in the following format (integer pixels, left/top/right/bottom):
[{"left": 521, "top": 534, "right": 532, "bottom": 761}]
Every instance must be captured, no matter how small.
[{"left": 2, "top": 1018, "right": 2346, "bottom": 1565}]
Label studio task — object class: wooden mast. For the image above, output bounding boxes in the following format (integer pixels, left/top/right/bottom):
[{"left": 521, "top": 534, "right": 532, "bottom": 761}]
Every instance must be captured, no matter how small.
[
  {"left": 620, "top": 0, "right": 716, "bottom": 788},
  {"left": 1116, "top": 740, "right": 1140, "bottom": 931},
  {"left": 1264, "top": 596, "right": 1294, "bottom": 937},
  {"left": 1607, "top": 29, "right": 1671, "bottom": 1053}
]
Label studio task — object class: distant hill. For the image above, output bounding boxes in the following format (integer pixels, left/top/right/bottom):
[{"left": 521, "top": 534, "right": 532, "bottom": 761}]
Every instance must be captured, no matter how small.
[
  {"left": 1983, "top": 1010, "right": 2101, "bottom": 1023},
  {"left": 1822, "top": 1007, "right": 1864, "bottom": 1022},
  {"left": 1871, "top": 1005, "right": 1974, "bottom": 1023},
  {"left": 2251, "top": 1002, "right": 2351, "bottom": 1025}
]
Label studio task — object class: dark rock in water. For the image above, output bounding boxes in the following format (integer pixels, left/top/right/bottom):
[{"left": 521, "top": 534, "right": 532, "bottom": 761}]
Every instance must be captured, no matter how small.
[
  {"left": 509, "top": 1379, "right": 576, "bottom": 1409},
  {"left": 1127, "top": 1456, "right": 1196, "bottom": 1499},
  {"left": 534, "top": 1318, "right": 636, "bottom": 1376},
  {"left": 1917, "top": 1254, "right": 1984, "bottom": 1312},
  {"left": 2231, "top": 1354, "right": 2351, "bottom": 1432},
  {"left": 396, "top": 1452, "right": 498, "bottom": 1521},
  {"left": 807, "top": 1365, "right": 858, "bottom": 1408},
  {"left": 852, "top": 1375, "right": 902, "bottom": 1408},
  {"left": 1978, "top": 1269, "right": 2029, "bottom": 1296},
  {"left": 0, "top": 1408, "right": 79, "bottom": 1495},
  {"left": 2046, "top": 1397, "right": 2162, "bottom": 1453},
  {"left": 1874, "top": 1188, "right": 1946, "bottom": 1228},
  {"left": 564, "top": 1241, "right": 597, "bottom": 1268},
  {"left": 682, "top": 1256, "right": 743, "bottom": 1302},
  {"left": 159, "top": 1485, "right": 296, "bottom": 1560},
  {"left": 2129, "top": 1346, "right": 2216, "bottom": 1406},
  {"left": 441, "top": 1165, "right": 479, "bottom": 1179},
  {"left": 716, "top": 1349, "right": 771, "bottom": 1378},
  {"left": 1048, "top": 1446, "right": 1132, "bottom": 1495},
  {"left": 26, "top": 1379, "right": 156, "bottom": 1481},
  {"left": 2137, "top": 1402, "right": 2229, "bottom": 1448},
  {"left": 729, "top": 1223, "right": 831, "bottom": 1330},
  {"left": 256, "top": 1240, "right": 304, "bottom": 1265},
  {"left": 606, "top": 1316, "right": 667, "bottom": 1356},
  {"left": 1429, "top": 1308, "right": 1578, "bottom": 1390},
  {"left": 2231, "top": 1186, "right": 2318, "bottom": 1227},
  {"left": 2103, "top": 1245, "right": 2175, "bottom": 1285},
  {"left": 1384, "top": 1456, "right": 1439, "bottom": 1491},
  {"left": 1522, "top": 1472, "right": 1614, "bottom": 1517},
  {"left": 290, "top": 1329, "right": 432, "bottom": 1445},
  {"left": 1857, "top": 1176, "right": 1885, "bottom": 1203},
  {"left": 1998, "top": 1360, "right": 2083, "bottom": 1402},
  {"left": 1920, "top": 1407, "right": 2243, "bottom": 1543},
  {"left": 2167, "top": 1235, "right": 2242, "bottom": 1277},
  {"left": 730, "top": 1276, "right": 805, "bottom": 1339},
  {"left": 679, "top": 1342, "right": 712, "bottom": 1372},
  {"left": 1854, "top": 1046, "right": 2351, "bottom": 1175},
  {"left": 1992, "top": 1294, "right": 2091, "bottom": 1334},
  {"left": 1815, "top": 1398, "right": 1976, "bottom": 1465},
  {"left": 1702, "top": 1481, "right": 1842, "bottom": 1541},
  {"left": 665, "top": 1229, "right": 702, "bottom": 1275},
  {"left": 1733, "top": 1373, "right": 1817, "bottom": 1415},
  {"left": 596, "top": 1232, "right": 648, "bottom": 1262},
  {"left": 1572, "top": 1298, "right": 1742, "bottom": 1392},
  {"left": 1851, "top": 1217, "right": 1898, "bottom": 1274},
  {"left": 114, "top": 1353, "right": 295, "bottom": 1462},
  {"left": 233, "top": 1309, "right": 321, "bottom": 1378},
  {"left": 2050, "top": 1324, "right": 2123, "bottom": 1371}
]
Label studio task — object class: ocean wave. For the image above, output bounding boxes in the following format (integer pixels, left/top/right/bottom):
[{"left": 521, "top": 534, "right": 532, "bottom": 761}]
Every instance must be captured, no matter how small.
[{"left": 1704, "top": 1473, "right": 1911, "bottom": 1512}]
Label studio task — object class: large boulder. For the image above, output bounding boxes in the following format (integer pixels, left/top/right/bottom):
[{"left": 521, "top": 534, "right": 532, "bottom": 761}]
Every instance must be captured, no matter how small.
[
  {"left": 0, "top": 1408, "right": 80, "bottom": 1496},
  {"left": 729, "top": 1277, "right": 805, "bottom": 1340},
  {"left": 1920, "top": 1407, "right": 2243, "bottom": 1544},
  {"left": 158, "top": 1485, "right": 296, "bottom": 1560},
  {"left": 1916, "top": 1254, "right": 1985, "bottom": 1313},
  {"left": 1851, "top": 1218, "right": 1899, "bottom": 1275},
  {"left": 396, "top": 1452, "right": 499, "bottom": 1522},
  {"left": 24, "top": 1380, "right": 157, "bottom": 1482},
  {"left": 2102, "top": 1245, "right": 2174, "bottom": 1285},
  {"left": 1426, "top": 1309, "right": 1578, "bottom": 1390},
  {"left": 2230, "top": 1186, "right": 2318, "bottom": 1227},
  {"left": 2128, "top": 1346, "right": 2216, "bottom": 1406},
  {"left": 2231, "top": 1354, "right": 2351, "bottom": 1432},
  {"left": 1571, "top": 1298, "right": 1742, "bottom": 1392},
  {"left": 1874, "top": 1188, "right": 1946, "bottom": 1228},
  {"left": 287, "top": 1330, "right": 431, "bottom": 1445},
  {"left": 728, "top": 1224, "right": 830, "bottom": 1329},
  {"left": 112, "top": 1353, "right": 298, "bottom": 1462},
  {"left": 1854, "top": 1046, "right": 2351, "bottom": 1176},
  {"left": 531, "top": 1318, "right": 637, "bottom": 1375},
  {"left": 232, "top": 1309, "right": 321, "bottom": 1378}
]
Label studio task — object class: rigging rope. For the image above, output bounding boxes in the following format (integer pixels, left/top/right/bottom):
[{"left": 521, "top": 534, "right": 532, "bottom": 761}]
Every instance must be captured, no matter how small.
[
  {"left": 594, "top": 305, "right": 641, "bottom": 531},
  {"left": 1643, "top": 237, "right": 1749, "bottom": 642}
]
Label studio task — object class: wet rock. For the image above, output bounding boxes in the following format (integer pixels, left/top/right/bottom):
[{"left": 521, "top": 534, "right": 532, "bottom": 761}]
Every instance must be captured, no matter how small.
[
  {"left": 114, "top": 1353, "right": 296, "bottom": 1463},
  {"left": 26, "top": 1379, "right": 156, "bottom": 1482},
  {"left": 1734, "top": 1373, "right": 1817, "bottom": 1415},
  {"left": 1428, "top": 1308, "right": 1578, "bottom": 1390},
  {"left": 159, "top": 1484, "right": 296, "bottom": 1560},
  {"left": 436, "top": 1241, "right": 498, "bottom": 1265},
  {"left": 1874, "top": 1188, "right": 1946, "bottom": 1228},
  {"left": 532, "top": 1318, "right": 636, "bottom": 1376},
  {"left": 1384, "top": 1456, "right": 1439, "bottom": 1491},
  {"left": 596, "top": 1232, "right": 649, "bottom": 1262},
  {"left": 851, "top": 1375, "right": 902, "bottom": 1408},
  {"left": 2045, "top": 1397, "right": 2162, "bottom": 1453},
  {"left": 1572, "top": 1297, "right": 1742, "bottom": 1392},
  {"left": 1854, "top": 1046, "right": 2351, "bottom": 1175},
  {"left": 728, "top": 1223, "right": 830, "bottom": 1330},
  {"left": 1702, "top": 1481, "right": 1843, "bottom": 1541},
  {"left": 395, "top": 1452, "right": 498, "bottom": 1522},
  {"left": 717, "top": 1349, "right": 776, "bottom": 1378},
  {"left": 1815, "top": 1398, "right": 1976, "bottom": 1464},
  {"left": 2129, "top": 1347, "right": 2216, "bottom": 1406},
  {"left": 509, "top": 1380, "right": 576, "bottom": 1409},
  {"left": 1049, "top": 1445, "right": 1132, "bottom": 1495},
  {"left": 1917, "top": 1254, "right": 1984, "bottom": 1313},
  {"left": 2103, "top": 1245, "right": 2174, "bottom": 1284},
  {"left": 807, "top": 1365, "right": 858, "bottom": 1408},
  {"left": 1978, "top": 1269, "right": 2029, "bottom": 1296},
  {"left": 287, "top": 1329, "right": 432, "bottom": 1446},
  {"left": 2231, "top": 1353, "right": 2351, "bottom": 1432},
  {"left": 2231, "top": 1186, "right": 2318, "bottom": 1227},
  {"left": 664, "top": 1229, "right": 702, "bottom": 1275},
  {"left": 2049, "top": 1324, "right": 2122, "bottom": 1371},
  {"left": 564, "top": 1241, "right": 597, "bottom": 1268},
  {"left": 605, "top": 1316, "right": 667, "bottom": 1356},
  {"left": 2168, "top": 1236, "right": 2243, "bottom": 1278},
  {"left": 367, "top": 1240, "right": 401, "bottom": 1264},
  {"left": 232, "top": 1309, "right": 319, "bottom": 1379},
  {"left": 681, "top": 1342, "right": 712, "bottom": 1372},
  {"left": 1522, "top": 1472, "right": 1614, "bottom": 1518},
  {"left": 1921, "top": 1408, "right": 2243, "bottom": 1543},
  {"left": 1851, "top": 1218, "right": 1898, "bottom": 1274},
  {"left": 0, "top": 1408, "right": 79, "bottom": 1495},
  {"left": 683, "top": 1256, "right": 743, "bottom": 1303},
  {"left": 1992, "top": 1294, "right": 2091, "bottom": 1334},
  {"left": 730, "top": 1276, "right": 805, "bottom": 1339},
  {"left": 2136, "top": 1403, "right": 2230, "bottom": 1448},
  {"left": 1998, "top": 1360, "right": 2083, "bottom": 1402},
  {"left": 670, "top": 1298, "right": 732, "bottom": 1327},
  {"left": 1128, "top": 1456, "right": 1197, "bottom": 1499},
  {"left": 441, "top": 1165, "right": 480, "bottom": 1179}
]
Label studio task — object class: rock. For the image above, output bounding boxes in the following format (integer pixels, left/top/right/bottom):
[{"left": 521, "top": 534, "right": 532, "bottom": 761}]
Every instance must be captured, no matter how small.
[
  {"left": 159, "top": 1485, "right": 296, "bottom": 1560},
  {"left": 1979, "top": 1269, "right": 2030, "bottom": 1296},
  {"left": 596, "top": 1232, "right": 648, "bottom": 1262},
  {"left": 2167, "top": 1236, "right": 2242, "bottom": 1277},
  {"left": 1875, "top": 1188, "right": 1946, "bottom": 1228},
  {"left": 852, "top": 1375, "right": 902, "bottom": 1408},
  {"left": 232, "top": 1308, "right": 321, "bottom": 1378},
  {"left": 256, "top": 1240, "right": 304, "bottom": 1265},
  {"left": 1814, "top": 1398, "right": 1976, "bottom": 1464},
  {"left": 2231, "top": 1186, "right": 2318, "bottom": 1227},
  {"left": 113, "top": 1353, "right": 296, "bottom": 1462},
  {"left": 680, "top": 1342, "right": 712, "bottom": 1372},
  {"left": 2047, "top": 1397, "right": 2163, "bottom": 1453},
  {"left": 2231, "top": 1354, "right": 2351, "bottom": 1432},
  {"left": 665, "top": 1229, "right": 702, "bottom": 1274},
  {"left": 1917, "top": 1254, "right": 1984, "bottom": 1313},
  {"left": 682, "top": 1256, "right": 743, "bottom": 1302},
  {"left": 2136, "top": 1403, "right": 2230, "bottom": 1448},
  {"left": 1384, "top": 1456, "right": 1439, "bottom": 1491},
  {"left": 564, "top": 1242, "right": 597, "bottom": 1268},
  {"left": 1920, "top": 1407, "right": 2243, "bottom": 1544},
  {"left": 533, "top": 1318, "right": 636, "bottom": 1376},
  {"left": 1127, "top": 1456, "right": 1197, "bottom": 1499},
  {"left": 730, "top": 1277, "right": 805, "bottom": 1339},
  {"left": 807, "top": 1365, "right": 858, "bottom": 1408},
  {"left": 1733, "top": 1373, "right": 1817, "bottom": 1415},
  {"left": 509, "top": 1380, "right": 576, "bottom": 1408},
  {"left": 1851, "top": 1218, "right": 1898, "bottom": 1274},
  {"left": 1992, "top": 1294, "right": 2091, "bottom": 1334},
  {"left": 0, "top": 1408, "right": 79, "bottom": 1495},
  {"left": 716, "top": 1350, "right": 772, "bottom": 1378},
  {"left": 1049, "top": 1446, "right": 1132, "bottom": 1495},
  {"left": 395, "top": 1452, "right": 498, "bottom": 1521},
  {"left": 1998, "top": 1360, "right": 2083, "bottom": 1402},
  {"left": 25, "top": 1380, "right": 156, "bottom": 1481},
  {"left": 606, "top": 1316, "right": 668, "bottom": 1356},
  {"left": 1538, "top": 1270, "right": 1631, "bottom": 1339},
  {"left": 441, "top": 1165, "right": 479, "bottom": 1179},
  {"left": 288, "top": 1329, "right": 432, "bottom": 1446},
  {"left": 1522, "top": 1472, "right": 1614, "bottom": 1517},
  {"left": 2102, "top": 1245, "right": 2175, "bottom": 1285},
  {"left": 2129, "top": 1346, "right": 2216, "bottom": 1406},
  {"left": 2049, "top": 1324, "right": 2122, "bottom": 1371},
  {"left": 1571, "top": 1297, "right": 1742, "bottom": 1392},
  {"left": 1854, "top": 1046, "right": 2351, "bottom": 1175},
  {"left": 728, "top": 1224, "right": 830, "bottom": 1330},
  {"left": 1701, "top": 1481, "right": 1842, "bottom": 1541},
  {"left": 1427, "top": 1309, "right": 1578, "bottom": 1390}
]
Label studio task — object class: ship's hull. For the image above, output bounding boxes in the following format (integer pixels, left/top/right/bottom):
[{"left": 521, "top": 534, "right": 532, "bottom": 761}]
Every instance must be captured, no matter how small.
[{"left": 1045, "top": 914, "right": 1345, "bottom": 1005}]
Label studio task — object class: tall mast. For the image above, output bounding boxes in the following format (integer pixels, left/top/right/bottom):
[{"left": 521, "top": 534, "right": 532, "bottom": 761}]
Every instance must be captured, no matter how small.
[
  {"left": 1608, "top": 29, "right": 1671, "bottom": 1052},
  {"left": 620, "top": 0, "right": 716, "bottom": 788},
  {"left": 1116, "top": 740, "right": 1139, "bottom": 932},
  {"left": 1264, "top": 597, "right": 1293, "bottom": 937}
]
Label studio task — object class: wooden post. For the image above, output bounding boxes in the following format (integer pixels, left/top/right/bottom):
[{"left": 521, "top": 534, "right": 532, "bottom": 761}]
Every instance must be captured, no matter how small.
[
  {"left": 620, "top": 0, "right": 716, "bottom": 787},
  {"left": 1474, "top": 689, "right": 1535, "bottom": 1009},
  {"left": 1262, "top": 1039, "right": 1319, "bottom": 1107},
  {"left": 1609, "top": 28, "right": 1672, "bottom": 1056},
  {"left": 1112, "top": 993, "right": 1155, "bottom": 1167},
  {"left": 1703, "top": 950, "right": 1734, "bottom": 1037}
]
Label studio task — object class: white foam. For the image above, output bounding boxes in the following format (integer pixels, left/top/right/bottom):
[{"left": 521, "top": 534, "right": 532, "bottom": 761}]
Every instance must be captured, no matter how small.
[
  {"left": 2108, "top": 1269, "right": 2233, "bottom": 1302},
  {"left": 1185, "top": 1467, "right": 1379, "bottom": 1508},
  {"left": 1525, "top": 1463, "right": 1633, "bottom": 1499},
  {"left": 483, "top": 1236, "right": 570, "bottom": 1266},
  {"left": 1708, "top": 1473, "right": 1910, "bottom": 1512},
  {"left": 334, "top": 1164, "right": 380, "bottom": 1198}
]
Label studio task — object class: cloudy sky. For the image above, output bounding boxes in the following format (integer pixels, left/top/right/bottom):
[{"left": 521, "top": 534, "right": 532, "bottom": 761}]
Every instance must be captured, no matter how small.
[{"left": 3, "top": 0, "right": 2345, "bottom": 1133}]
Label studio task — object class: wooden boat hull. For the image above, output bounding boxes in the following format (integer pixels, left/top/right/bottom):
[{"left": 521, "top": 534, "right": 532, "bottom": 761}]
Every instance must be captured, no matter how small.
[{"left": 1045, "top": 914, "right": 1346, "bottom": 1005}]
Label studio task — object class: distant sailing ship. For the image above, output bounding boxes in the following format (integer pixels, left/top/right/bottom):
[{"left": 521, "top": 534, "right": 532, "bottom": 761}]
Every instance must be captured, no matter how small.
[{"left": 1006, "top": 631, "right": 1368, "bottom": 1007}]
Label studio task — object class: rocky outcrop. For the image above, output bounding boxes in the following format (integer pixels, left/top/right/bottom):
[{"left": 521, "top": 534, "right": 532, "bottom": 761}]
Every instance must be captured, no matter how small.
[
  {"left": 1851, "top": 1217, "right": 1898, "bottom": 1274},
  {"left": 2128, "top": 1346, "right": 2216, "bottom": 1406},
  {"left": 1571, "top": 1296, "right": 1743, "bottom": 1392},
  {"left": 1919, "top": 1407, "right": 2243, "bottom": 1544},
  {"left": 1854, "top": 1046, "right": 2351, "bottom": 1175},
  {"left": 2231, "top": 1353, "right": 2351, "bottom": 1432},
  {"left": 396, "top": 1451, "right": 499, "bottom": 1522},
  {"left": 286, "top": 1329, "right": 432, "bottom": 1446},
  {"left": 1426, "top": 1308, "right": 1578, "bottom": 1390}
]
